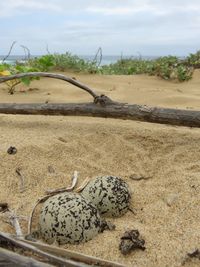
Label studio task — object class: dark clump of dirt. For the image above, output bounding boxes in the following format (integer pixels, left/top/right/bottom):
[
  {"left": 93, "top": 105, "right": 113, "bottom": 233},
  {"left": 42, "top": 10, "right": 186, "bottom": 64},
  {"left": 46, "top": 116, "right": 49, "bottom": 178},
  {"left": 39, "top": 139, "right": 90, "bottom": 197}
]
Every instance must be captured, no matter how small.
[
  {"left": 188, "top": 249, "right": 200, "bottom": 260},
  {"left": 0, "top": 203, "right": 9, "bottom": 213},
  {"left": 100, "top": 220, "right": 116, "bottom": 232},
  {"left": 119, "top": 230, "right": 146, "bottom": 255},
  {"left": 7, "top": 146, "right": 17, "bottom": 155}
]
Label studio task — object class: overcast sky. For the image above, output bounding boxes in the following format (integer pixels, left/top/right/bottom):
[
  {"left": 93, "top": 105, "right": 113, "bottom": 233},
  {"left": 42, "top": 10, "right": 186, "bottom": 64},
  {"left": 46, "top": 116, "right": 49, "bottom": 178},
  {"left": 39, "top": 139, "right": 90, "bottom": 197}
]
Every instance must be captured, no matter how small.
[{"left": 1, "top": 0, "right": 200, "bottom": 56}]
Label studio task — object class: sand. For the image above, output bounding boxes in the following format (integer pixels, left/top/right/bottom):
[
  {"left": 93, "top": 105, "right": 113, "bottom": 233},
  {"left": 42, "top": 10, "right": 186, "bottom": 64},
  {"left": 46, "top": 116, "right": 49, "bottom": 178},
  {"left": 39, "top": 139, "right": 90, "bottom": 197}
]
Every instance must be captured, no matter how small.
[{"left": 0, "top": 71, "right": 200, "bottom": 267}]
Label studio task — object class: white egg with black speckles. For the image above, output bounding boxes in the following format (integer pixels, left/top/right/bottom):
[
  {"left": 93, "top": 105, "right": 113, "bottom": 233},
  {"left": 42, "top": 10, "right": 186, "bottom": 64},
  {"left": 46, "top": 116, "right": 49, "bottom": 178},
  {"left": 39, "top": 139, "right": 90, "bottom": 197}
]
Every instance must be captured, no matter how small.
[
  {"left": 81, "top": 176, "right": 131, "bottom": 217},
  {"left": 39, "top": 192, "right": 102, "bottom": 245}
]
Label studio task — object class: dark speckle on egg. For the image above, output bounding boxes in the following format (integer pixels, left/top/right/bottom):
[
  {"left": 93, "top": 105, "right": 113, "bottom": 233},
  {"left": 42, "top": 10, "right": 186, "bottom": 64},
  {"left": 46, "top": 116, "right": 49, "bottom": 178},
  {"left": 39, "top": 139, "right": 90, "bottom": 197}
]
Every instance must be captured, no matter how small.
[
  {"left": 81, "top": 176, "right": 131, "bottom": 217},
  {"left": 39, "top": 192, "right": 102, "bottom": 245}
]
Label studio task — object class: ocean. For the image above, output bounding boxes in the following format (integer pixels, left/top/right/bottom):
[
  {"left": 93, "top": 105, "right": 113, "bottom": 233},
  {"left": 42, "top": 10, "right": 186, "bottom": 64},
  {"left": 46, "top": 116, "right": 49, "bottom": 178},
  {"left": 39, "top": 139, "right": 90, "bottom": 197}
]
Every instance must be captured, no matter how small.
[{"left": 0, "top": 55, "right": 157, "bottom": 66}]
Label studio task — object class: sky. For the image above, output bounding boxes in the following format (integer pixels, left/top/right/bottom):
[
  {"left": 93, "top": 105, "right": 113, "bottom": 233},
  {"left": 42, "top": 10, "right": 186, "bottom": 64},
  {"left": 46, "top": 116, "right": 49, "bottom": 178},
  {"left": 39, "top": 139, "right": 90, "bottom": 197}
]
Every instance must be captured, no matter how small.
[{"left": 1, "top": 0, "right": 200, "bottom": 56}]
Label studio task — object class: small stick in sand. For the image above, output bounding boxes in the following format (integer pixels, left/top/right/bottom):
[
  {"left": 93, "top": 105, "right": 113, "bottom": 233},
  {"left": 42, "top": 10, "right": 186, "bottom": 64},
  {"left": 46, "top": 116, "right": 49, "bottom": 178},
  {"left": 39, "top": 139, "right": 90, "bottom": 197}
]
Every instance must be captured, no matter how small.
[
  {"left": 2, "top": 209, "right": 23, "bottom": 237},
  {"left": 28, "top": 171, "right": 79, "bottom": 235},
  {"left": 75, "top": 177, "right": 91, "bottom": 193},
  {"left": 45, "top": 170, "right": 78, "bottom": 195},
  {"left": 15, "top": 167, "right": 26, "bottom": 193},
  {"left": 129, "top": 174, "right": 153, "bottom": 181},
  {"left": 8, "top": 211, "right": 23, "bottom": 237}
]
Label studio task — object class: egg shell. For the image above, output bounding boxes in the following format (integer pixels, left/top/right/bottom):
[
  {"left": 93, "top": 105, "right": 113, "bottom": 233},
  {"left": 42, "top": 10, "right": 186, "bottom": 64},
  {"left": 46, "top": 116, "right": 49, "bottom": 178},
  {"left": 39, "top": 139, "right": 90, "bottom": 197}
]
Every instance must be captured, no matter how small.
[
  {"left": 39, "top": 192, "right": 102, "bottom": 244},
  {"left": 81, "top": 176, "right": 131, "bottom": 217}
]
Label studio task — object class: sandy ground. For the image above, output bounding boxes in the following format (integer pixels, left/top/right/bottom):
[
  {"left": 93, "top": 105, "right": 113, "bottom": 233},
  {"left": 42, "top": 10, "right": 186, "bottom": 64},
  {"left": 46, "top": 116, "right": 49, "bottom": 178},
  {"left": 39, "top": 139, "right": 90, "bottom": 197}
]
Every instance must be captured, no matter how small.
[{"left": 0, "top": 71, "right": 200, "bottom": 267}]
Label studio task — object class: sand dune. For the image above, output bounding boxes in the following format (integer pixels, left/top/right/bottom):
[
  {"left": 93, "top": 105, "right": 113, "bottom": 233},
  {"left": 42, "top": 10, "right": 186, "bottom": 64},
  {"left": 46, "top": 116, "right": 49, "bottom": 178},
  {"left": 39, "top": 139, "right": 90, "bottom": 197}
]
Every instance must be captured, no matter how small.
[{"left": 0, "top": 72, "right": 200, "bottom": 267}]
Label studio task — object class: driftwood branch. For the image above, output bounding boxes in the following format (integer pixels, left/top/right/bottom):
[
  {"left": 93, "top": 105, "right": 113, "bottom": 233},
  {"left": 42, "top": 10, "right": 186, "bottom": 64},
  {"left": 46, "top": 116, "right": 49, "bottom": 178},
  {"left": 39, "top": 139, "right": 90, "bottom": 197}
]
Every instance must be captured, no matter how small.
[
  {"left": 24, "top": 237, "right": 125, "bottom": 267},
  {"left": 0, "top": 72, "right": 99, "bottom": 99},
  {"left": 1, "top": 72, "right": 200, "bottom": 127},
  {"left": 0, "top": 232, "right": 89, "bottom": 267},
  {"left": 0, "top": 247, "right": 52, "bottom": 267},
  {"left": 0, "top": 232, "right": 124, "bottom": 267},
  {"left": 0, "top": 102, "right": 200, "bottom": 127}
]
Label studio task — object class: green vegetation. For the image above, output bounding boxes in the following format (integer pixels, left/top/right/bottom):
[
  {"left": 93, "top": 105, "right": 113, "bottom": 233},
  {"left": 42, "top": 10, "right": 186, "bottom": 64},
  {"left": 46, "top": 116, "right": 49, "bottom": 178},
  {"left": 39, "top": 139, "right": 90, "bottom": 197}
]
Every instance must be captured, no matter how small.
[
  {"left": 100, "top": 56, "right": 193, "bottom": 82},
  {"left": 0, "top": 63, "right": 39, "bottom": 94},
  {"left": 1, "top": 50, "right": 200, "bottom": 94},
  {"left": 28, "top": 53, "right": 98, "bottom": 73},
  {"left": 184, "top": 50, "right": 200, "bottom": 68}
]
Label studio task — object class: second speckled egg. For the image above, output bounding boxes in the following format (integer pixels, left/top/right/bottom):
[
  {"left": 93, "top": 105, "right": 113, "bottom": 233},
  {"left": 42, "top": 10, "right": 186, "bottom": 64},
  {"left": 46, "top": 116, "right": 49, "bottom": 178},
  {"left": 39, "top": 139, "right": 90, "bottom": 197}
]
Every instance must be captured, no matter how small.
[{"left": 81, "top": 175, "right": 131, "bottom": 217}]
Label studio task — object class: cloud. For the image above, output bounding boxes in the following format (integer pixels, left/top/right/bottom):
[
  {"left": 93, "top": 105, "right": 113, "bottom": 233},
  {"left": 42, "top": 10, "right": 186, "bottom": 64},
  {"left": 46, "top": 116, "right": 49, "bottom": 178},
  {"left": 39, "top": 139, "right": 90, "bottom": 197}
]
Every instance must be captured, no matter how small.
[
  {"left": 0, "top": 0, "right": 62, "bottom": 17},
  {"left": 86, "top": 1, "right": 165, "bottom": 16},
  {"left": 1, "top": 0, "right": 200, "bottom": 55}
]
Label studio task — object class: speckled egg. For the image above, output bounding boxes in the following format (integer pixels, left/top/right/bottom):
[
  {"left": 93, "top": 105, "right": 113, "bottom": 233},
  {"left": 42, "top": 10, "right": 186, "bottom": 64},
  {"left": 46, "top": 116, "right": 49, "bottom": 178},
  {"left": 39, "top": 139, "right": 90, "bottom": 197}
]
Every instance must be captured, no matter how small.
[
  {"left": 39, "top": 192, "right": 102, "bottom": 245},
  {"left": 81, "top": 176, "right": 131, "bottom": 217}
]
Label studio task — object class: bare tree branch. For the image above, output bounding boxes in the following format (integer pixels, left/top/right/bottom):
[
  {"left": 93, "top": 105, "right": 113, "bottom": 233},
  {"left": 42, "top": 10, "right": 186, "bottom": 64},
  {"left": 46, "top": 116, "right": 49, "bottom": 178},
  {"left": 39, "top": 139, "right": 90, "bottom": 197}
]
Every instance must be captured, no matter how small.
[
  {"left": 46, "top": 44, "right": 51, "bottom": 55},
  {"left": 92, "top": 47, "right": 102, "bottom": 67},
  {"left": 0, "top": 72, "right": 99, "bottom": 99},
  {"left": 2, "top": 41, "right": 17, "bottom": 63},
  {"left": 20, "top": 45, "right": 31, "bottom": 61}
]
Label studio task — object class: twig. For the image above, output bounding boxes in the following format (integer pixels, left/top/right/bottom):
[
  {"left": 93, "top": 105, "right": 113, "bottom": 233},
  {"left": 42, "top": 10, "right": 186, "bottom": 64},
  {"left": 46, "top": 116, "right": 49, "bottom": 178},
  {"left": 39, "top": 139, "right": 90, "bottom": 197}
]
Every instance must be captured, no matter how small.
[
  {"left": 15, "top": 168, "right": 26, "bottom": 193},
  {"left": 46, "top": 44, "right": 51, "bottom": 55},
  {"left": 28, "top": 171, "right": 78, "bottom": 235},
  {"left": 20, "top": 45, "right": 31, "bottom": 61},
  {"left": 129, "top": 174, "right": 153, "bottom": 181},
  {"left": 0, "top": 72, "right": 99, "bottom": 99},
  {"left": 75, "top": 177, "right": 91, "bottom": 193},
  {"left": 7, "top": 80, "right": 21, "bottom": 95},
  {"left": 2, "top": 41, "right": 17, "bottom": 63},
  {"left": 6, "top": 210, "right": 23, "bottom": 237},
  {"left": 27, "top": 196, "right": 51, "bottom": 235},
  {"left": 46, "top": 170, "right": 78, "bottom": 194},
  {"left": 92, "top": 47, "right": 102, "bottom": 67}
]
